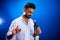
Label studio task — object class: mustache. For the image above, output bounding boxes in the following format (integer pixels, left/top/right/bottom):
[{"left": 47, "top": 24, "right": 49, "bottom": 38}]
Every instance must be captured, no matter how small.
[
  {"left": 28, "top": 15, "right": 32, "bottom": 16},
  {"left": 24, "top": 15, "right": 31, "bottom": 19}
]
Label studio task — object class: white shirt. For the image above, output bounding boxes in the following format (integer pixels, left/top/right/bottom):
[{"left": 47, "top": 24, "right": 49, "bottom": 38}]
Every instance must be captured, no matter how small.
[{"left": 6, "top": 15, "right": 40, "bottom": 40}]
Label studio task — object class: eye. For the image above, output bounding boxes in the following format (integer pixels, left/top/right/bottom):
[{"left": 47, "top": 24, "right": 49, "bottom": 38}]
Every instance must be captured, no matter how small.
[{"left": 28, "top": 11, "right": 33, "bottom": 13}]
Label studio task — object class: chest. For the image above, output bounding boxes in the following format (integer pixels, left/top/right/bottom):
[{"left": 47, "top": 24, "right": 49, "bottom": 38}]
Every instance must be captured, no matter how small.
[{"left": 17, "top": 20, "right": 34, "bottom": 34}]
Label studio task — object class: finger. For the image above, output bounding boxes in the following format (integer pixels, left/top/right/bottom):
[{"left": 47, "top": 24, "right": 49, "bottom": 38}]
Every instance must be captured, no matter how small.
[
  {"left": 16, "top": 26, "right": 18, "bottom": 29},
  {"left": 15, "top": 26, "right": 19, "bottom": 31},
  {"left": 16, "top": 26, "right": 21, "bottom": 33},
  {"left": 19, "top": 29, "right": 21, "bottom": 32}
]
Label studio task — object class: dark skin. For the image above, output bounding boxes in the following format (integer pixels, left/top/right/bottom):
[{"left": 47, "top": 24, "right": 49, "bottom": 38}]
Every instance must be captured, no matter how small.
[{"left": 7, "top": 8, "right": 41, "bottom": 39}]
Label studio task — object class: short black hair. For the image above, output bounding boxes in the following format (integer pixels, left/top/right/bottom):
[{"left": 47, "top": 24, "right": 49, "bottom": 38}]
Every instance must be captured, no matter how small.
[{"left": 24, "top": 2, "right": 36, "bottom": 9}]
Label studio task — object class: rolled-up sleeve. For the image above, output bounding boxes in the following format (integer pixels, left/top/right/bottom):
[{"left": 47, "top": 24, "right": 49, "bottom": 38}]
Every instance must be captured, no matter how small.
[{"left": 6, "top": 20, "right": 17, "bottom": 40}]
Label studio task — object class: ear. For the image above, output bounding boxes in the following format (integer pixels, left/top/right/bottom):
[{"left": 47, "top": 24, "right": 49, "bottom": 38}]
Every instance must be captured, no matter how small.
[{"left": 24, "top": 8, "right": 26, "bottom": 12}]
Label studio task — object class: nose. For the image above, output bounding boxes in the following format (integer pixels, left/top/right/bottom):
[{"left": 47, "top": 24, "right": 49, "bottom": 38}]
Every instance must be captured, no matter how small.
[
  {"left": 31, "top": 14, "right": 32, "bottom": 15},
  {"left": 29, "top": 13, "right": 32, "bottom": 16}
]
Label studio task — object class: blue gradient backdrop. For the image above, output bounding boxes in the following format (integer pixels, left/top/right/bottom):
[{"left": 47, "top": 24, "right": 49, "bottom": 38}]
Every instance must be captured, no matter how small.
[{"left": 0, "top": 0, "right": 60, "bottom": 40}]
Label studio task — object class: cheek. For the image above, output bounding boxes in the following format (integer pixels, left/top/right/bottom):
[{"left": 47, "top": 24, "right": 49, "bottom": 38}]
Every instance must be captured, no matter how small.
[
  {"left": 26, "top": 12, "right": 32, "bottom": 16},
  {"left": 27, "top": 13, "right": 32, "bottom": 16}
]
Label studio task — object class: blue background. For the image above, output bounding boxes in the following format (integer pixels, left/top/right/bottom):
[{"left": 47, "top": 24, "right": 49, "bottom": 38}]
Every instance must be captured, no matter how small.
[{"left": 0, "top": 0, "right": 60, "bottom": 40}]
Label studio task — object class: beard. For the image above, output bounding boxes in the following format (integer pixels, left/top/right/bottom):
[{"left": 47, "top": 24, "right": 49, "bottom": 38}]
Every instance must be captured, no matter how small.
[{"left": 24, "top": 15, "right": 31, "bottom": 19}]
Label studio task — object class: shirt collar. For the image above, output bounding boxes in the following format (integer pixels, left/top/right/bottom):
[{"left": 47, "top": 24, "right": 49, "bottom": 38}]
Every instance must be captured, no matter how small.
[{"left": 20, "top": 12, "right": 31, "bottom": 21}]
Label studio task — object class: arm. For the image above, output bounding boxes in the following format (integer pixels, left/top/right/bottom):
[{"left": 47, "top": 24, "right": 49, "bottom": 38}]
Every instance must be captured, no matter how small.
[
  {"left": 7, "top": 26, "right": 21, "bottom": 39},
  {"left": 7, "top": 33, "right": 14, "bottom": 39},
  {"left": 33, "top": 27, "right": 41, "bottom": 37},
  {"left": 6, "top": 21, "right": 21, "bottom": 40}
]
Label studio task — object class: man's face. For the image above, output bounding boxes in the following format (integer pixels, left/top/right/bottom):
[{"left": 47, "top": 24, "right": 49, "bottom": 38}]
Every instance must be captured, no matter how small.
[{"left": 24, "top": 8, "right": 34, "bottom": 18}]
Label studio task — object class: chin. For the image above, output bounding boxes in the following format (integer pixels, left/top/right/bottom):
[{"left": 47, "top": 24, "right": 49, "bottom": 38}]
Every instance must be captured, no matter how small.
[{"left": 27, "top": 17, "right": 31, "bottom": 19}]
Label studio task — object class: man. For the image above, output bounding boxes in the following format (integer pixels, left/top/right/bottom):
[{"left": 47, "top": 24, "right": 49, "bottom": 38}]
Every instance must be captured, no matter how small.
[{"left": 6, "top": 3, "right": 41, "bottom": 40}]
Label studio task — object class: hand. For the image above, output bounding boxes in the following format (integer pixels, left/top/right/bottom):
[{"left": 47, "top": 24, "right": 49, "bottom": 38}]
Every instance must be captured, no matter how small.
[
  {"left": 7, "top": 26, "right": 21, "bottom": 39},
  {"left": 33, "top": 27, "right": 41, "bottom": 37},
  {"left": 12, "top": 26, "right": 21, "bottom": 35},
  {"left": 35, "top": 27, "right": 41, "bottom": 35}
]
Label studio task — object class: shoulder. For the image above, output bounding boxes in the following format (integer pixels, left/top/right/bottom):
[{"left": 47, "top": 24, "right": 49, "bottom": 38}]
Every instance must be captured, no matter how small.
[
  {"left": 29, "top": 18, "right": 34, "bottom": 25},
  {"left": 29, "top": 18, "right": 34, "bottom": 22},
  {"left": 11, "top": 17, "right": 21, "bottom": 24}
]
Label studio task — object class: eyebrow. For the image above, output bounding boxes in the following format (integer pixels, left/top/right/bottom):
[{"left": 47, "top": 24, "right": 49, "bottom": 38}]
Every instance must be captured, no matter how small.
[{"left": 28, "top": 10, "right": 33, "bottom": 13}]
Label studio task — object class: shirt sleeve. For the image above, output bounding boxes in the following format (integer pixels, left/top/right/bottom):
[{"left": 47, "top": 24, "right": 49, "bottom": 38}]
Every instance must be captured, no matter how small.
[
  {"left": 6, "top": 20, "right": 17, "bottom": 40},
  {"left": 35, "top": 36, "right": 39, "bottom": 40}
]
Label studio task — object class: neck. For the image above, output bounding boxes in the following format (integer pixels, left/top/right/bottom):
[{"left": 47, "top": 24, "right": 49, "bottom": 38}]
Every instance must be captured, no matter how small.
[{"left": 22, "top": 15, "right": 29, "bottom": 25}]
